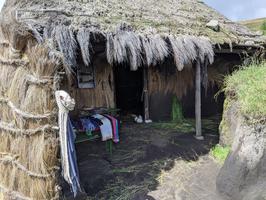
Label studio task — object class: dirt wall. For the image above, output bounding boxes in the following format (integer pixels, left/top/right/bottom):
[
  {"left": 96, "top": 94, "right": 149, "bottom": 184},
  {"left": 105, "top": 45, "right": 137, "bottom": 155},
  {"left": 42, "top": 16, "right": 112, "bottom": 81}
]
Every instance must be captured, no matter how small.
[{"left": 217, "top": 100, "right": 266, "bottom": 200}]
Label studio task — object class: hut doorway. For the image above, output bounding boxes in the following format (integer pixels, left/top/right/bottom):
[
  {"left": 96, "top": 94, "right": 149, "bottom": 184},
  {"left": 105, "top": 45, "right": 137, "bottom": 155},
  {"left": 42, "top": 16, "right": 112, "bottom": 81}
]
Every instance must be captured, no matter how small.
[{"left": 114, "top": 66, "right": 144, "bottom": 116}]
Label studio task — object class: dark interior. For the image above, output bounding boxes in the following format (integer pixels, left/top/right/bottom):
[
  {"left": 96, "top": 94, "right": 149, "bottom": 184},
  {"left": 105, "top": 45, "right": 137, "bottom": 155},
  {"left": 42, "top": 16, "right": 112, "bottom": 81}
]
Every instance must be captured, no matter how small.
[
  {"left": 149, "top": 84, "right": 225, "bottom": 122},
  {"left": 114, "top": 65, "right": 144, "bottom": 116},
  {"left": 182, "top": 84, "right": 225, "bottom": 118}
]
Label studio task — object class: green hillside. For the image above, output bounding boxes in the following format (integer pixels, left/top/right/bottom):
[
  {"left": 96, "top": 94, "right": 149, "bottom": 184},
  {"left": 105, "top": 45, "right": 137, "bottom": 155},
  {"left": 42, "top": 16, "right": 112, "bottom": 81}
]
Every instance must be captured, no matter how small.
[
  {"left": 224, "top": 62, "right": 266, "bottom": 118},
  {"left": 240, "top": 18, "right": 266, "bottom": 35}
]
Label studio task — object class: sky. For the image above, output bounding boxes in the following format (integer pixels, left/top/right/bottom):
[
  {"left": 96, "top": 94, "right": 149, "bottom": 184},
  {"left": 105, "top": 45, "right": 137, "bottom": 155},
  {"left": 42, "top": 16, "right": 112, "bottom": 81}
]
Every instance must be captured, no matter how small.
[
  {"left": 0, "top": 0, "right": 265, "bottom": 21},
  {"left": 203, "top": 0, "right": 266, "bottom": 21},
  {"left": 0, "top": 0, "right": 3, "bottom": 10}
]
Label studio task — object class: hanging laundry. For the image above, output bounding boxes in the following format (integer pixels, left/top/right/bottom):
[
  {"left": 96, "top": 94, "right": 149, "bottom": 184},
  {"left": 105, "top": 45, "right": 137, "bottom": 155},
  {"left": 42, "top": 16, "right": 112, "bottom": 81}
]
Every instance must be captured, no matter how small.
[
  {"left": 80, "top": 118, "right": 96, "bottom": 132},
  {"left": 93, "top": 114, "right": 113, "bottom": 141},
  {"left": 67, "top": 118, "right": 82, "bottom": 196},
  {"left": 71, "top": 119, "right": 83, "bottom": 131},
  {"left": 104, "top": 114, "right": 120, "bottom": 143},
  {"left": 88, "top": 116, "right": 103, "bottom": 127}
]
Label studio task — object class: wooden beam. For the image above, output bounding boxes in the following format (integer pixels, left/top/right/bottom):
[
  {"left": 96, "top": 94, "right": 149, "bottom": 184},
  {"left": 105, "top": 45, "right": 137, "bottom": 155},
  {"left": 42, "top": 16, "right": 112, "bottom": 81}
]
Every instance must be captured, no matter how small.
[
  {"left": 143, "top": 66, "right": 150, "bottom": 121},
  {"left": 195, "top": 59, "right": 204, "bottom": 140}
]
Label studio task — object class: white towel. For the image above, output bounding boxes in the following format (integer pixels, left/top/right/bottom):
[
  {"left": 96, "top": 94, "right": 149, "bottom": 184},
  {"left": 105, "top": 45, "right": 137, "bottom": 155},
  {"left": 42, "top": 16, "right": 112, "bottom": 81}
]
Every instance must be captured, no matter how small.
[
  {"left": 55, "top": 91, "right": 76, "bottom": 188},
  {"left": 93, "top": 114, "right": 113, "bottom": 141}
]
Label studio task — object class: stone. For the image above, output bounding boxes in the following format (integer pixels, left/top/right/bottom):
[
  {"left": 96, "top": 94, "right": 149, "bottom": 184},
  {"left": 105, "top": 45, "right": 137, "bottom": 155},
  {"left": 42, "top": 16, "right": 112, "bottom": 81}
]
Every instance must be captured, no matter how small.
[
  {"left": 217, "top": 102, "right": 266, "bottom": 200},
  {"left": 219, "top": 101, "right": 239, "bottom": 147},
  {"left": 206, "top": 20, "right": 220, "bottom": 32},
  {"left": 245, "top": 40, "right": 255, "bottom": 46}
]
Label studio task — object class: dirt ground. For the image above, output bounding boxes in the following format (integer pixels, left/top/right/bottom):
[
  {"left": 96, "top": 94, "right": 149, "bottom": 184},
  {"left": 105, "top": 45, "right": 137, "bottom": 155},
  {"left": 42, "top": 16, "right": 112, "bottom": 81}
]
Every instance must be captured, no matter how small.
[{"left": 68, "top": 117, "right": 223, "bottom": 200}]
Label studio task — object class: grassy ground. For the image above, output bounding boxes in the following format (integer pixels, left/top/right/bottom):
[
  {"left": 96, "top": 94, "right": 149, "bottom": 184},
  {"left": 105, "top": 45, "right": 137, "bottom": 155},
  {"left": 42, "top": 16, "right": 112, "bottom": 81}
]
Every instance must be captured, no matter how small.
[
  {"left": 240, "top": 18, "right": 266, "bottom": 35},
  {"left": 223, "top": 62, "right": 266, "bottom": 118}
]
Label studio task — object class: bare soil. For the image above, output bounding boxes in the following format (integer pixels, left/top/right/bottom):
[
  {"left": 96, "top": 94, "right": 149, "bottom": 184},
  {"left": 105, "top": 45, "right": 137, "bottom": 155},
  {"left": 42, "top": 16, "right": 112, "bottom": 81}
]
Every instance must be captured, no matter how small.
[{"left": 66, "top": 117, "right": 222, "bottom": 200}]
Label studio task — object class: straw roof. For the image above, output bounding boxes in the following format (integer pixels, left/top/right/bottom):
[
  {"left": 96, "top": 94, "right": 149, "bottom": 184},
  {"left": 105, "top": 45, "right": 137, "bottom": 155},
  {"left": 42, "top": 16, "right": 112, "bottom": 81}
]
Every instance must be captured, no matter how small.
[
  {"left": 0, "top": 0, "right": 265, "bottom": 74},
  {"left": 2, "top": 0, "right": 265, "bottom": 44}
]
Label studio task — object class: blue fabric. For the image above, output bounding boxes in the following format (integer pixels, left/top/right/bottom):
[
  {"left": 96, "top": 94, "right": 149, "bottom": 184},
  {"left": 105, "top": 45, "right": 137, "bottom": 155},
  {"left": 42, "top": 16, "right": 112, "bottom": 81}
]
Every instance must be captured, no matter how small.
[
  {"left": 80, "top": 118, "right": 96, "bottom": 131},
  {"left": 116, "top": 120, "right": 119, "bottom": 142},
  {"left": 67, "top": 117, "right": 82, "bottom": 197}
]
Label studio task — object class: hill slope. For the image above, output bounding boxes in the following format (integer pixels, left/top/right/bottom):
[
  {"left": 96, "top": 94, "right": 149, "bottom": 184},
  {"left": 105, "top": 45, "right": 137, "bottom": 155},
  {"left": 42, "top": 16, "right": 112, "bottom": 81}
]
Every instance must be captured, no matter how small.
[{"left": 240, "top": 18, "right": 266, "bottom": 35}]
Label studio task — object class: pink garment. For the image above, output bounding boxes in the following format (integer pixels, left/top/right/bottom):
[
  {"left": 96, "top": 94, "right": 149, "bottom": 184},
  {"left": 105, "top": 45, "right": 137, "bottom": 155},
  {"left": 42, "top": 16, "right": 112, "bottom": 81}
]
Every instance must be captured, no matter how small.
[{"left": 105, "top": 115, "right": 119, "bottom": 143}]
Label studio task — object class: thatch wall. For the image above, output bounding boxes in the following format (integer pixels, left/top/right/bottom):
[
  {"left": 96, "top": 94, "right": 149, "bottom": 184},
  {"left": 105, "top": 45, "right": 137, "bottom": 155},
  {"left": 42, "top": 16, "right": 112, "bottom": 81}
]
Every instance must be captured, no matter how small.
[
  {"left": 0, "top": 39, "right": 60, "bottom": 199},
  {"left": 148, "top": 54, "right": 241, "bottom": 100},
  {"left": 62, "top": 54, "right": 115, "bottom": 114},
  {"left": 149, "top": 66, "right": 195, "bottom": 99}
]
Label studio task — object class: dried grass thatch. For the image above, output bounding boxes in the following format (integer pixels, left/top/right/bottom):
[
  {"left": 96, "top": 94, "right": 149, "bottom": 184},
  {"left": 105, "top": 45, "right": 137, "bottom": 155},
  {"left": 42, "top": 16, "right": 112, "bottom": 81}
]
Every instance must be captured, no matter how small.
[
  {"left": 148, "top": 34, "right": 169, "bottom": 66},
  {"left": 54, "top": 25, "right": 77, "bottom": 75},
  {"left": 106, "top": 29, "right": 143, "bottom": 71},
  {"left": 62, "top": 55, "right": 115, "bottom": 112},
  {"left": 106, "top": 30, "right": 213, "bottom": 70},
  {"left": 149, "top": 67, "right": 195, "bottom": 99},
  {"left": 149, "top": 56, "right": 234, "bottom": 99},
  {"left": 27, "top": 22, "right": 215, "bottom": 75},
  {"left": 0, "top": 43, "right": 60, "bottom": 199},
  {"left": 77, "top": 28, "right": 92, "bottom": 67},
  {"left": 5, "top": 0, "right": 264, "bottom": 47}
]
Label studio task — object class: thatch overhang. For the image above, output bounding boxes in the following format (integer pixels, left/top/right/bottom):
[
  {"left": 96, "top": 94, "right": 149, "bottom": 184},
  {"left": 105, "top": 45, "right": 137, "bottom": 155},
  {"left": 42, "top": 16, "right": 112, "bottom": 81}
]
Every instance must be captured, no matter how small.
[
  {"left": 4, "top": 0, "right": 265, "bottom": 45},
  {"left": 0, "top": 0, "right": 265, "bottom": 74}
]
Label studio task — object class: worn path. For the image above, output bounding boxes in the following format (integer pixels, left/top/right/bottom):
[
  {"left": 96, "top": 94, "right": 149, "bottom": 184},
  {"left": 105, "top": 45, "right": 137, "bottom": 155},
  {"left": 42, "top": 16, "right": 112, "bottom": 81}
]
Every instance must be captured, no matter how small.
[{"left": 149, "top": 156, "right": 223, "bottom": 200}]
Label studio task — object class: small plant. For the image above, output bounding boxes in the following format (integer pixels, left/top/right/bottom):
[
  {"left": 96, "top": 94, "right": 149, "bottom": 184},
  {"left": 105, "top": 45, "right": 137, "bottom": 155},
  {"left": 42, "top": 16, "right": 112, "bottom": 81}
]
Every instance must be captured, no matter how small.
[{"left": 211, "top": 145, "right": 230, "bottom": 163}]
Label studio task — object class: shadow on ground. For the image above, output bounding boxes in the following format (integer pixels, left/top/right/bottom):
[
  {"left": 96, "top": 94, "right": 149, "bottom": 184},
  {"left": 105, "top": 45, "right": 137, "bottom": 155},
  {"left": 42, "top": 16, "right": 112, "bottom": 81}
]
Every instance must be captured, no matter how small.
[{"left": 74, "top": 117, "right": 220, "bottom": 200}]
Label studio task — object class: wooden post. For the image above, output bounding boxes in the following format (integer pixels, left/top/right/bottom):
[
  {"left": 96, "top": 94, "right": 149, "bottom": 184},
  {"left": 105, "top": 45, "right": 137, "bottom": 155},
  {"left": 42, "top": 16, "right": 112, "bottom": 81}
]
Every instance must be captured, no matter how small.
[
  {"left": 195, "top": 59, "right": 204, "bottom": 140},
  {"left": 143, "top": 66, "right": 150, "bottom": 121}
]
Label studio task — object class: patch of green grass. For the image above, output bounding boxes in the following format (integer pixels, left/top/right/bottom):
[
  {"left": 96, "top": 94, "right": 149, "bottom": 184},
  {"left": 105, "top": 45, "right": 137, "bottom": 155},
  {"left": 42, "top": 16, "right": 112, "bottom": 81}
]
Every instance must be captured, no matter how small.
[
  {"left": 224, "top": 62, "right": 266, "bottom": 118},
  {"left": 152, "top": 121, "right": 195, "bottom": 133},
  {"left": 211, "top": 145, "right": 230, "bottom": 163}
]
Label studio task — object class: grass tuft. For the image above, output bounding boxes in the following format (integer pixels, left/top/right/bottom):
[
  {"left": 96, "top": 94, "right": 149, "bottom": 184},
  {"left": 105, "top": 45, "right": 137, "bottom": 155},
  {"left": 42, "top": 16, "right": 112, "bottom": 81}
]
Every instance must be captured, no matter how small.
[
  {"left": 211, "top": 145, "right": 230, "bottom": 163},
  {"left": 152, "top": 121, "right": 195, "bottom": 133}
]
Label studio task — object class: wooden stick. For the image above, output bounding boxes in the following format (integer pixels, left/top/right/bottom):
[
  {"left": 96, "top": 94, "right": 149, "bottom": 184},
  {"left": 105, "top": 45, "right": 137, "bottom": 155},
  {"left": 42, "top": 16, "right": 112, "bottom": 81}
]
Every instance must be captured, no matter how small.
[
  {"left": 143, "top": 66, "right": 150, "bottom": 121},
  {"left": 195, "top": 59, "right": 203, "bottom": 140}
]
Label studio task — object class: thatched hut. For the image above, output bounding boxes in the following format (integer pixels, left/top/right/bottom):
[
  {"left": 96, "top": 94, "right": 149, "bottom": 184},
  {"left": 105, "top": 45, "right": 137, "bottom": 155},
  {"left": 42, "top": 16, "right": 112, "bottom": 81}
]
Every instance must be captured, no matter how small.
[{"left": 0, "top": 0, "right": 265, "bottom": 199}]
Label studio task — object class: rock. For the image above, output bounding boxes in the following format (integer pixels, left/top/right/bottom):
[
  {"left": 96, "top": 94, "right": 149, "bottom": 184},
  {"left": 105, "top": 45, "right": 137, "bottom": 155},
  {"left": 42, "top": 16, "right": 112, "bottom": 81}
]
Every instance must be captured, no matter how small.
[
  {"left": 206, "top": 20, "right": 220, "bottom": 32},
  {"left": 219, "top": 101, "right": 239, "bottom": 146},
  {"left": 245, "top": 40, "right": 255, "bottom": 46},
  {"left": 255, "top": 31, "right": 264, "bottom": 36},
  {"left": 217, "top": 102, "right": 266, "bottom": 200}
]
